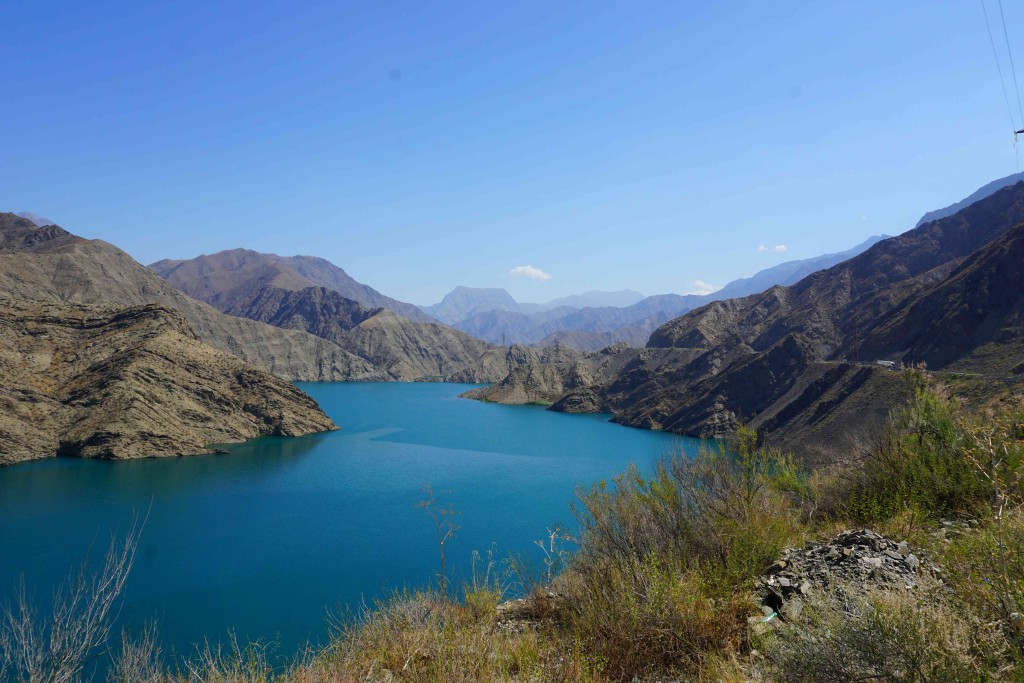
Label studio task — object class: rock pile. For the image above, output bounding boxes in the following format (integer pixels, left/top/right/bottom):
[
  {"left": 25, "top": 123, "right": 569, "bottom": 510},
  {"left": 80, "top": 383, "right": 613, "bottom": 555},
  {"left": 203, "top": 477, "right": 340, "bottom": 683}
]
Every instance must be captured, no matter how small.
[
  {"left": 495, "top": 592, "right": 564, "bottom": 634},
  {"left": 754, "top": 529, "right": 923, "bottom": 626}
]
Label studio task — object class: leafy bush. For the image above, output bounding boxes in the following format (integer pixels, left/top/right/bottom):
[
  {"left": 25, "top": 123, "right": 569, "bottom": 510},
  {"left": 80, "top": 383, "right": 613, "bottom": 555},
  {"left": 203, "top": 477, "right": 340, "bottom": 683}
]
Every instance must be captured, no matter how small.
[
  {"left": 840, "top": 371, "right": 1011, "bottom": 524},
  {"left": 563, "top": 428, "right": 805, "bottom": 679},
  {"left": 571, "top": 427, "right": 805, "bottom": 591},
  {"left": 942, "top": 510, "right": 1024, "bottom": 656}
]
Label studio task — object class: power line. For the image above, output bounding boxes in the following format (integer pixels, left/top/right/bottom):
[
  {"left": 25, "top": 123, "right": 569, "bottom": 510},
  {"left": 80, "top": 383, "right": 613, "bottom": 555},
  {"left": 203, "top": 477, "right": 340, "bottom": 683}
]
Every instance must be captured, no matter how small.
[
  {"left": 982, "top": 0, "right": 1018, "bottom": 131},
  {"left": 997, "top": 0, "right": 1024, "bottom": 126}
]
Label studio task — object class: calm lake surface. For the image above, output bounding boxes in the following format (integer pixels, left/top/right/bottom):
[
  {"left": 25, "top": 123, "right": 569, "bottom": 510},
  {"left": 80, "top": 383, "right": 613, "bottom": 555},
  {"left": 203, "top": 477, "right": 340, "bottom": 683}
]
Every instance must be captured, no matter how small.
[{"left": 0, "top": 383, "right": 692, "bottom": 660}]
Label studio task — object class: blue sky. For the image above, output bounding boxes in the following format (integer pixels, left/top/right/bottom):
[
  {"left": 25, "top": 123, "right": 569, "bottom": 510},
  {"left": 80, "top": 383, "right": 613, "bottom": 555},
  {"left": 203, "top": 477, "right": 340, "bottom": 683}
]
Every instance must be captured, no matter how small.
[{"left": 2, "top": 1, "right": 1023, "bottom": 304}]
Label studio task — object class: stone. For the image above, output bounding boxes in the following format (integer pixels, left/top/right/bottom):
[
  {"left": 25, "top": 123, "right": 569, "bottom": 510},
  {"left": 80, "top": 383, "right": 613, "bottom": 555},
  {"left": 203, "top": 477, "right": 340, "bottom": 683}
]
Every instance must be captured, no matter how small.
[
  {"left": 1010, "top": 612, "right": 1023, "bottom": 634},
  {"left": 755, "top": 529, "right": 925, "bottom": 619}
]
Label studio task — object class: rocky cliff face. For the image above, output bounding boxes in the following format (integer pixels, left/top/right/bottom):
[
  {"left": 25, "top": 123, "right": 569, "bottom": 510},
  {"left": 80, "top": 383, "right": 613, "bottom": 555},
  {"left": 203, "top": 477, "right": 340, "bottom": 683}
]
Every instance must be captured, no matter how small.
[
  {"left": 470, "top": 184, "right": 1024, "bottom": 460},
  {"left": 0, "top": 300, "right": 337, "bottom": 466},
  {"left": 0, "top": 213, "right": 382, "bottom": 382}
]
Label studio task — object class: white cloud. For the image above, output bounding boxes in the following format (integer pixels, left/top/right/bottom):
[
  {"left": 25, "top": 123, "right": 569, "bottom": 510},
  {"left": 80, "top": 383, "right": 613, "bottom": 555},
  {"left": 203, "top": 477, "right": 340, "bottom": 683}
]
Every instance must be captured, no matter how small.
[
  {"left": 508, "top": 265, "right": 552, "bottom": 281},
  {"left": 757, "top": 244, "right": 787, "bottom": 253},
  {"left": 688, "top": 279, "right": 717, "bottom": 295}
]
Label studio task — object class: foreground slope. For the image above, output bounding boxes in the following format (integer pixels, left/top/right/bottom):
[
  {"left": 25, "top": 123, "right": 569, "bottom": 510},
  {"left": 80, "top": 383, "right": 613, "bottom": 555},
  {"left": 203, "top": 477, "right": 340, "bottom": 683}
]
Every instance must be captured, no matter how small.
[
  {"left": 470, "top": 183, "right": 1024, "bottom": 459},
  {"left": 0, "top": 300, "right": 337, "bottom": 465},
  {"left": 0, "top": 214, "right": 381, "bottom": 381}
]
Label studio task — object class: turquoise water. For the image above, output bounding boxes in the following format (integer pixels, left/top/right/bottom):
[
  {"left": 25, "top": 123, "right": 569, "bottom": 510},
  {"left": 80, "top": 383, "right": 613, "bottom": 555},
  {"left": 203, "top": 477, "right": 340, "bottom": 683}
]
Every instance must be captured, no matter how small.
[{"left": 0, "top": 383, "right": 690, "bottom": 661}]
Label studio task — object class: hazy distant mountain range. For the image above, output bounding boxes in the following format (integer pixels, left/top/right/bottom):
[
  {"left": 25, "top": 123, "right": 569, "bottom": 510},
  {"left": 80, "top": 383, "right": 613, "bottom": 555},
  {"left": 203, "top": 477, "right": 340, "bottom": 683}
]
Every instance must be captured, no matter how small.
[
  {"left": 427, "top": 234, "right": 888, "bottom": 349},
  {"left": 421, "top": 287, "right": 645, "bottom": 324},
  {"left": 15, "top": 211, "right": 55, "bottom": 227}
]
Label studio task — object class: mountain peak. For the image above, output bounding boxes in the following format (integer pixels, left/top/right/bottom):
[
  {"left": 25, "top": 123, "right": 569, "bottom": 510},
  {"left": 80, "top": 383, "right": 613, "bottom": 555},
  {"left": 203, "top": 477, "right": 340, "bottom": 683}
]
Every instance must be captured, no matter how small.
[
  {"left": 149, "top": 248, "right": 436, "bottom": 324},
  {"left": 15, "top": 211, "right": 55, "bottom": 227}
]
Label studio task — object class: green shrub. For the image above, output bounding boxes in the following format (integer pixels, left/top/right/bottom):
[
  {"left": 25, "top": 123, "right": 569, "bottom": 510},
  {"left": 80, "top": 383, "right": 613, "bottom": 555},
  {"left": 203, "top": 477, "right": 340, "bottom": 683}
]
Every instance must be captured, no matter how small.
[
  {"left": 564, "top": 428, "right": 805, "bottom": 679},
  {"left": 571, "top": 427, "right": 805, "bottom": 591},
  {"left": 942, "top": 510, "right": 1024, "bottom": 657},
  {"left": 840, "top": 371, "right": 1006, "bottom": 524}
]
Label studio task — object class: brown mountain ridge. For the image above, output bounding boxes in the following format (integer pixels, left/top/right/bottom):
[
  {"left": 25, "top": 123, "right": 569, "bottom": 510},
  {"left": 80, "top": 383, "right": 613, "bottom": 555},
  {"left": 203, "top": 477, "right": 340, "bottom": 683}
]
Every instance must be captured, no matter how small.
[
  {"left": 0, "top": 213, "right": 383, "bottom": 382},
  {"left": 146, "top": 248, "right": 515, "bottom": 381}
]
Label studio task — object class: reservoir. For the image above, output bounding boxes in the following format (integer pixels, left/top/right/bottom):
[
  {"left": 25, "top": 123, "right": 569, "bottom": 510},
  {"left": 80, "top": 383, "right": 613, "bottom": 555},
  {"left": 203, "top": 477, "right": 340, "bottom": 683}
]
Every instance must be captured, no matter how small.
[{"left": 0, "top": 382, "right": 693, "bottom": 660}]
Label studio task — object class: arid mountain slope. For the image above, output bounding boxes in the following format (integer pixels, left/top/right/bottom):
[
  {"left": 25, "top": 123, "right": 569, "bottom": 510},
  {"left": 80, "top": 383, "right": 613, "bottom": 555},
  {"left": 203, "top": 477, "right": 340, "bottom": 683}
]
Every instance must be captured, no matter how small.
[
  {"left": 470, "top": 183, "right": 1024, "bottom": 460},
  {"left": 151, "top": 248, "right": 435, "bottom": 323},
  {"left": 239, "top": 285, "right": 505, "bottom": 381},
  {"left": 0, "top": 300, "right": 337, "bottom": 466},
  {"left": 0, "top": 214, "right": 381, "bottom": 381},
  {"left": 146, "top": 249, "right": 508, "bottom": 381},
  {"left": 858, "top": 221, "right": 1024, "bottom": 374}
]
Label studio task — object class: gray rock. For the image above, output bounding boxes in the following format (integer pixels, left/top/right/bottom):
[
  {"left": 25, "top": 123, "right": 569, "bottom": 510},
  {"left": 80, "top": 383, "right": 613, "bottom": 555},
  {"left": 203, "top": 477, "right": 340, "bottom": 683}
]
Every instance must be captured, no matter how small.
[{"left": 755, "top": 529, "right": 926, "bottom": 620}]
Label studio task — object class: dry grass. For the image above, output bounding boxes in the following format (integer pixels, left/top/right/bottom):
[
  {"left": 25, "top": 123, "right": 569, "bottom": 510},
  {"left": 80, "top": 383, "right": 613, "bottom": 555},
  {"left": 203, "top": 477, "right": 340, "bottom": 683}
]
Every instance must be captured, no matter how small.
[{"left": 755, "top": 581, "right": 1014, "bottom": 682}]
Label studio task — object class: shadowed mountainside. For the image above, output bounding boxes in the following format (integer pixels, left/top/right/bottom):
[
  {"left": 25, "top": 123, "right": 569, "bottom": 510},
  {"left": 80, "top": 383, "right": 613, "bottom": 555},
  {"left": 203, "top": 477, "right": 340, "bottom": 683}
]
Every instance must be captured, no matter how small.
[{"left": 468, "top": 183, "right": 1024, "bottom": 460}]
